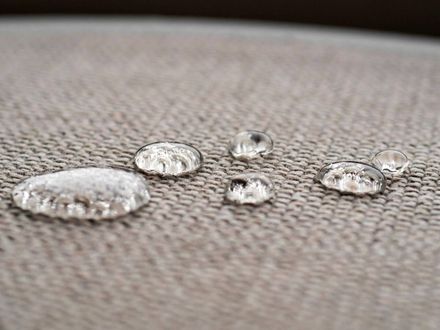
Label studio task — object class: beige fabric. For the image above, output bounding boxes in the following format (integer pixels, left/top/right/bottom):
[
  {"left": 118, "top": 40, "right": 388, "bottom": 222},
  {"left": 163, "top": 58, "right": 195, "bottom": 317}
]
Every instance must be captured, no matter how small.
[{"left": 1, "top": 18, "right": 440, "bottom": 330}]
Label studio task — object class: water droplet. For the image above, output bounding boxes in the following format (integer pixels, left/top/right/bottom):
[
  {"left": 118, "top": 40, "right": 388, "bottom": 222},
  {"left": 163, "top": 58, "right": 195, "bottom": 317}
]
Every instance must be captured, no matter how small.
[
  {"left": 12, "top": 167, "right": 150, "bottom": 220},
  {"left": 315, "top": 161, "right": 386, "bottom": 195},
  {"left": 134, "top": 142, "right": 203, "bottom": 177},
  {"left": 371, "top": 149, "right": 409, "bottom": 176},
  {"left": 228, "top": 130, "right": 273, "bottom": 160},
  {"left": 225, "top": 173, "right": 274, "bottom": 205}
]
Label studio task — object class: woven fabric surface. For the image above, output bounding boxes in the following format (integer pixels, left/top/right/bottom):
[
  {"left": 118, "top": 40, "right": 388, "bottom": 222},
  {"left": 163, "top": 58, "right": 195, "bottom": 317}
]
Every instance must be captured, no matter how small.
[{"left": 1, "top": 18, "right": 440, "bottom": 330}]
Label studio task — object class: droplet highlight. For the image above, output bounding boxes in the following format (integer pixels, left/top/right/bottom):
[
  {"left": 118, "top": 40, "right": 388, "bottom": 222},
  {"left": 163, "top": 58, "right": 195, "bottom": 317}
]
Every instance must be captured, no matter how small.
[
  {"left": 225, "top": 173, "right": 274, "bottom": 205},
  {"left": 228, "top": 130, "right": 273, "bottom": 160},
  {"left": 315, "top": 161, "right": 386, "bottom": 195},
  {"left": 371, "top": 149, "right": 409, "bottom": 176},
  {"left": 12, "top": 167, "right": 150, "bottom": 220},
  {"left": 134, "top": 142, "right": 203, "bottom": 177}
]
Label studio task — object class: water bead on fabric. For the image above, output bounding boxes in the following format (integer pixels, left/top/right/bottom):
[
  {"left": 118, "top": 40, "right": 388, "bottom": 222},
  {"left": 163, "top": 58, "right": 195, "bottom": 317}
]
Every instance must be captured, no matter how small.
[
  {"left": 225, "top": 173, "right": 274, "bottom": 205},
  {"left": 134, "top": 142, "right": 203, "bottom": 177},
  {"left": 12, "top": 167, "right": 150, "bottom": 220},
  {"left": 371, "top": 149, "right": 410, "bottom": 176},
  {"left": 228, "top": 130, "right": 273, "bottom": 161},
  {"left": 315, "top": 161, "right": 386, "bottom": 195}
]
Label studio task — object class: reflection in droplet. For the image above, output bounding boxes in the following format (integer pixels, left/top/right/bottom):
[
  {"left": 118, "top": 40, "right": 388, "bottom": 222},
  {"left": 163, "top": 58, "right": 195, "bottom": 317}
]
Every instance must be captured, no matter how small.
[
  {"left": 12, "top": 167, "right": 150, "bottom": 220},
  {"left": 315, "top": 161, "right": 386, "bottom": 195},
  {"left": 228, "top": 130, "right": 273, "bottom": 161},
  {"left": 371, "top": 149, "right": 409, "bottom": 176},
  {"left": 134, "top": 142, "right": 203, "bottom": 177},
  {"left": 225, "top": 173, "right": 274, "bottom": 205}
]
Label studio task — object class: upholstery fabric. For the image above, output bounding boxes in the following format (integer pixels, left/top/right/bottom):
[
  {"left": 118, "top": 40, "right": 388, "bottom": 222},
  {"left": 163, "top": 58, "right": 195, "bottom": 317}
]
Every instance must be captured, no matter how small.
[{"left": 1, "top": 18, "right": 440, "bottom": 330}]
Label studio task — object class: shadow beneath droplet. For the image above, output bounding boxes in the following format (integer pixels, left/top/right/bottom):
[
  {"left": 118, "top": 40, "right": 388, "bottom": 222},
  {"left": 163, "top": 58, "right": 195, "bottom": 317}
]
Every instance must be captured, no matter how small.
[{"left": 9, "top": 204, "right": 148, "bottom": 228}]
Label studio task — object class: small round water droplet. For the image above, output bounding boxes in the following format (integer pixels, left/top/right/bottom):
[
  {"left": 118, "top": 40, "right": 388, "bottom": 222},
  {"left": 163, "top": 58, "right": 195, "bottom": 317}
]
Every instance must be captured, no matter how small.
[
  {"left": 315, "top": 161, "right": 386, "bottom": 195},
  {"left": 371, "top": 149, "right": 410, "bottom": 176},
  {"left": 12, "top": 167, "right": 150, "bottom": 220},
  {"left": 134, "top": 142, "right": 203, "bottom": 177},
  {"left": 228, "top": 130, "right": 273, "bottom": 160},
  {"left": 225, "top": 173, "right": 274, "bottom": 205}
]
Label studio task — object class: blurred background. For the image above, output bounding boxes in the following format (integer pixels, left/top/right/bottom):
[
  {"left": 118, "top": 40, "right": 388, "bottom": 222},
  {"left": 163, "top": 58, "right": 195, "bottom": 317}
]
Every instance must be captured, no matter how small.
[{"left": 2, "top": 0, "right": 440, "bottom": 37}]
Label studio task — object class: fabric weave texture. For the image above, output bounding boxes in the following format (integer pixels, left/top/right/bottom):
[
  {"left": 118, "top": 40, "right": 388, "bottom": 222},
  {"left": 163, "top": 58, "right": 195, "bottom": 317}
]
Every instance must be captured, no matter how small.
[{"left": 1, "top": 19, "right": 440, "bottom": 330}]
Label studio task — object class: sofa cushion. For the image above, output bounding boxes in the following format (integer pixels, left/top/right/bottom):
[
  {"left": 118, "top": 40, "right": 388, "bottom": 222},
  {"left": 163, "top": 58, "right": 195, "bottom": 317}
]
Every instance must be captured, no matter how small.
[{"left": 1, "top": 18, "right": 440, "bottom": 330}]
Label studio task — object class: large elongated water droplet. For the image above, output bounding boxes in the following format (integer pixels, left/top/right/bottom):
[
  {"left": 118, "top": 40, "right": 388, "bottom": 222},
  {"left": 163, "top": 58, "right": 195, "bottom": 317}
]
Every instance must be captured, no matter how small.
[
  {"left": 315, "top": 161, "right": 386, "bottom": 195},
  {"left": 12, "top": 167, "right": 150, "bottom": 220},
  {"left": 371, "top": 149, "right": 409, "bottom": 176},
  {"left": 134, "top": 142, "right": 203, "bottom": 176},
  {"left": 225, "top": 173, "right": 274, "bottom": 205},
  {"left": 228, "top": 130, "right": 273, "bottom": 160}
]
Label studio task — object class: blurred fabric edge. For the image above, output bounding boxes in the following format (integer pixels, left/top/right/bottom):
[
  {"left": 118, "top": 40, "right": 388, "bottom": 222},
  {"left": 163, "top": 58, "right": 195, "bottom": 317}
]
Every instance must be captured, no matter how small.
[{"left": 0, "top": 16, "right": 439, "bottom": 54}]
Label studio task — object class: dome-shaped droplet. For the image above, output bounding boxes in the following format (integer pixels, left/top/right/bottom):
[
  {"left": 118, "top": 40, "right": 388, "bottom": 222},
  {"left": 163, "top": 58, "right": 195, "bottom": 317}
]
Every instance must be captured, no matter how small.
[
  {"left": 315, "top": 161, "right": 386, "bottom": 195},
  {"left": 371, "top": 149, "right": 409, "bottom": 176},
  {"left": 225, "top": 173, "right": 274, "bottom": 205},
  {"left": 134, "top": 142, "right": 203, "bottom": 177},
  {"left": 228, "top": 130, "right": 273, "bottom": 160},
  {"left": 12, "top": 167, "right": 150, "bottom": 220}
]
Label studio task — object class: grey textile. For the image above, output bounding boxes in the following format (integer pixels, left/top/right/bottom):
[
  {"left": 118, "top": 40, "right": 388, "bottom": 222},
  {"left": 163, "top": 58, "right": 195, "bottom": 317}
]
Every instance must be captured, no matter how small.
[{"left": 1, "top": 18, "right": 440, "bottom": 330}]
